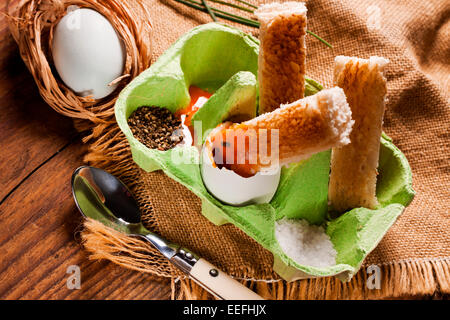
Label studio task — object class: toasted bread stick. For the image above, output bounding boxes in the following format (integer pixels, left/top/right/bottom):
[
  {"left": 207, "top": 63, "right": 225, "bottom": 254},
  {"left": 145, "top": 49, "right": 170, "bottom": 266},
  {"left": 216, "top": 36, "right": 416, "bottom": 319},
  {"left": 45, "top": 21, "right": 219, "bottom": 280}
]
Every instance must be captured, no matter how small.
[
  {"left": 255, "top": 2, "right": 307, "bottom": 114},
  {"left": 328, "top": 56, "right": 389, "bottom": 212},
  {"left": 206, "top": 87, "right": 353, "bottom": 177}
]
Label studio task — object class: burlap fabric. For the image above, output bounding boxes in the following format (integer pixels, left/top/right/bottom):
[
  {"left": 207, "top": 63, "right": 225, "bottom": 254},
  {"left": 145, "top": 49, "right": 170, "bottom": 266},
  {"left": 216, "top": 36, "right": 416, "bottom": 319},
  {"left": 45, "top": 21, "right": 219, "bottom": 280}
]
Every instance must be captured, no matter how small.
[
  {"left": 80, "top": 0, "right": 450, "bottom": 300},
  {"left": 13, "top": 0, "right": 450, "bottom": 299}
]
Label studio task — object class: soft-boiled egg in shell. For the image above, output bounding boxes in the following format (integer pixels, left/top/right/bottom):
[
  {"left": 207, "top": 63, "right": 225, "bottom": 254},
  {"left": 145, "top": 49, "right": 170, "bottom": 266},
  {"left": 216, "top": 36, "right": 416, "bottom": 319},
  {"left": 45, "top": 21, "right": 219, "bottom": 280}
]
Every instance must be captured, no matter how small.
[{"left": 200, "top": 144, "right": 281, "bottom": 206}]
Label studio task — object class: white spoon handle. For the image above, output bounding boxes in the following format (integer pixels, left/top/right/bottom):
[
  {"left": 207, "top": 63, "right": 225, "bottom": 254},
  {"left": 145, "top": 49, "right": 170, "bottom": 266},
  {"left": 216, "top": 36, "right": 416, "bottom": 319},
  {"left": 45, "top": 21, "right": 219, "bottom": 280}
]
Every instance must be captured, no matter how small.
[{"left": 189, "top": 258, "right": 264, "bottom": 300}]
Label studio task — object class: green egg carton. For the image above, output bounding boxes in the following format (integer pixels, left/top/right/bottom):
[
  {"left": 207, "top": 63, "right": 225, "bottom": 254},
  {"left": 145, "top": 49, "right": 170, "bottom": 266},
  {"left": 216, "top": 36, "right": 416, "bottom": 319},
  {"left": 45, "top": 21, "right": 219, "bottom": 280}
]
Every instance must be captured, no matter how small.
[{"left": 115, "top": 23, "right": 415, "bottom": 282}]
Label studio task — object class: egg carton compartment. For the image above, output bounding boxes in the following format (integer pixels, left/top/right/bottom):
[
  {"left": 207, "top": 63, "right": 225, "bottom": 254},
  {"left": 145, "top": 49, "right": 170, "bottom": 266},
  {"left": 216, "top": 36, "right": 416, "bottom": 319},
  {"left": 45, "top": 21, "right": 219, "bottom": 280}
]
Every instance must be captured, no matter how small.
[{"left": 115, "top": 23, "right": 415, "bottom": 282}]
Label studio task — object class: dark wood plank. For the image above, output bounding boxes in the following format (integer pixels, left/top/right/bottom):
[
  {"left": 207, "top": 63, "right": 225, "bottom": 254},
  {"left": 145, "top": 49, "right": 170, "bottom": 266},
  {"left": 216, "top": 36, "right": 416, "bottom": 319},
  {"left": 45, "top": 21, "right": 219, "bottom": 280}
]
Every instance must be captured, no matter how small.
[
  {"left": 0, "top": 141, "right": 171, "bottom": 300},
  {"left": 0, "top": 7, "right": 172, "bottom": 300},
  {"left": 0, "top": 10, "right": 77, "bottom": 201}
]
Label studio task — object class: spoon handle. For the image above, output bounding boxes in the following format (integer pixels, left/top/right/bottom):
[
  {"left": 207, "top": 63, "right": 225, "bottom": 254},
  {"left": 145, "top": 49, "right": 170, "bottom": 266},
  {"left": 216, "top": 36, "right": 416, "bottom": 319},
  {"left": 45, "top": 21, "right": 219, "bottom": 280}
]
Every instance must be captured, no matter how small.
[
  {"left": 143, "top": 233, "right": 263, "bottom": 299},
  {"left": 189, "top": 258, "right": 264, "bottom": 300}
]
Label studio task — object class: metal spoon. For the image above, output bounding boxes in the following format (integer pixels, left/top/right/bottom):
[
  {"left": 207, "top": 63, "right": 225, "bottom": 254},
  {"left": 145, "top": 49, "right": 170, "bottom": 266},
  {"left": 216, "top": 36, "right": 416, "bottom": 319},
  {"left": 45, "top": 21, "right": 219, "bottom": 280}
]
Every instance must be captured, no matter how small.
[{"left": 71, "top": 166, "right": 263, "bottom": 300}]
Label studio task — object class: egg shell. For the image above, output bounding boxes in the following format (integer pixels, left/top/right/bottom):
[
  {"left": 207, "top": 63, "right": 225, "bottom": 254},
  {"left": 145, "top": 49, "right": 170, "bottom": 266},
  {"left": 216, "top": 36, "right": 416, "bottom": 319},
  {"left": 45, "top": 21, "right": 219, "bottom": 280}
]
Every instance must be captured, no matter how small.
[
  {"left": 200, "top": 147, "right": 281, "bottom": 206},
  {"left": 52, "top": 8, "right": 125, "bottom": 99}
]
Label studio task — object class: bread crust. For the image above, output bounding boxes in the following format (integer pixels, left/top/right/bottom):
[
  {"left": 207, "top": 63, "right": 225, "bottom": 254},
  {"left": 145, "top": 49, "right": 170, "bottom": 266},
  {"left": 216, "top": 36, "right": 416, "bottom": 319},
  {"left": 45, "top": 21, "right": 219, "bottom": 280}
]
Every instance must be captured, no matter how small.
[
  {"left": 328, "top": 56, "right": 389, "bottom": 212},
  {"left": 255, "top": 2, "right": 307, "bottom": 114},
  {"left": 206, "top": 88, "right": 353, "bottom": 176}
]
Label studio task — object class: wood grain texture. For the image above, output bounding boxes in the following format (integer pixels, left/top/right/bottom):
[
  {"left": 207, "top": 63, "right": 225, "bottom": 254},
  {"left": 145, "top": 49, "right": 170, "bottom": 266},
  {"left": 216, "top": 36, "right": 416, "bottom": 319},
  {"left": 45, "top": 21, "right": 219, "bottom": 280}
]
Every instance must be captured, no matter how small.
[
  {"left": 0, "top": 141, "right": 171, "bottom": 300},
  {"left": 0, "top": 27, "right": 76, "bottom": 201},
  {"left": 0, "top": 8, "right": 172, "bottom": 300}
]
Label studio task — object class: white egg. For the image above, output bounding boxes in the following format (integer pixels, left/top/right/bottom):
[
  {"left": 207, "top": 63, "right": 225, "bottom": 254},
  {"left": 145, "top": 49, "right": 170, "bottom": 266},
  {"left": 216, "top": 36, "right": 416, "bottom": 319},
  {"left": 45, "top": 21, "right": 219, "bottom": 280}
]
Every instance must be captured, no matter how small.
[
  {"left": 200, "top": 146, "right": 281, "bottom": 206},
  {"left": 52, "top": 8, "right": 125, "bottom": 99}
]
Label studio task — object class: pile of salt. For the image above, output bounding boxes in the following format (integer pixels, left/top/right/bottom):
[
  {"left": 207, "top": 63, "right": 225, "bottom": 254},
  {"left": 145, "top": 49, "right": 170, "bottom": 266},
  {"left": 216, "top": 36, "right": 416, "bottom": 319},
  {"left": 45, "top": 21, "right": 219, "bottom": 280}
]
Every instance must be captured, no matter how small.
[{"left": 275, "top": 218, "right": 337, "bottom": 268}]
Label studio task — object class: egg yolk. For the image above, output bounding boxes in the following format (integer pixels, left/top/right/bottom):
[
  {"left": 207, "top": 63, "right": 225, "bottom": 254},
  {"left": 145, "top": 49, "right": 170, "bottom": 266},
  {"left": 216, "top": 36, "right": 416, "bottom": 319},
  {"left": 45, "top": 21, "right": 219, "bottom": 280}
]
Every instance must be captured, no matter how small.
[
  {"left": 207, "top": 123, "right": 273, "bottom": 178},
  {"left": 175, "top": 86, "right": 212, "bottom": 127}
]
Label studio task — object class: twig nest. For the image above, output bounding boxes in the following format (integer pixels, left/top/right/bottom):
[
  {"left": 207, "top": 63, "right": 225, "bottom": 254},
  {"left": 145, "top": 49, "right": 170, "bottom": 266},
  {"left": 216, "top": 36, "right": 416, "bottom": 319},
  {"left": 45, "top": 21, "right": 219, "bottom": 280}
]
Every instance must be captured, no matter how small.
[{"left": 7, "top": 0, "right": 153, "bottom": 123}]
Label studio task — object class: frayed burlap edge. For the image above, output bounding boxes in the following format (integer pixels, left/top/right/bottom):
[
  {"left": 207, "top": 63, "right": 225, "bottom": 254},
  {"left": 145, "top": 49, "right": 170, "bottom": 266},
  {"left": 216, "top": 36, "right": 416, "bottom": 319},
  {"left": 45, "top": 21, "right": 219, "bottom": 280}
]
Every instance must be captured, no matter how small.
[
  {"left": 81, "top": 212, "right": 450, "bottom": 300},
  {"left": 80, "top": 121, "right": 450, "bottom": 300},
  {"left": 171, "top": 258, "right": 450, "bottom": 300}
]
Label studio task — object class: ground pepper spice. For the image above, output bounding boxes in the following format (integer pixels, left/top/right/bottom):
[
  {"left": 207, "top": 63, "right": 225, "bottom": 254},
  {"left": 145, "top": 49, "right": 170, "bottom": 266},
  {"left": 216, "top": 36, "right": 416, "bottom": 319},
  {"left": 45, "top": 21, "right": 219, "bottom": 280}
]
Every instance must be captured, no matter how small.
[{"left": 128, "top": 106, "right": 183, "bottom": 151}]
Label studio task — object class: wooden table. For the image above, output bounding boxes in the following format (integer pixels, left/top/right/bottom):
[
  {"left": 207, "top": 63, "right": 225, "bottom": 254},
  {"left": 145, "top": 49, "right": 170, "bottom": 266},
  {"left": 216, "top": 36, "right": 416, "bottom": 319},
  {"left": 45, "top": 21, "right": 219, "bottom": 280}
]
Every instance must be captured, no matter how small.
[{"left": 0, "top": 9, "right": 171, "bottom": 300}]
